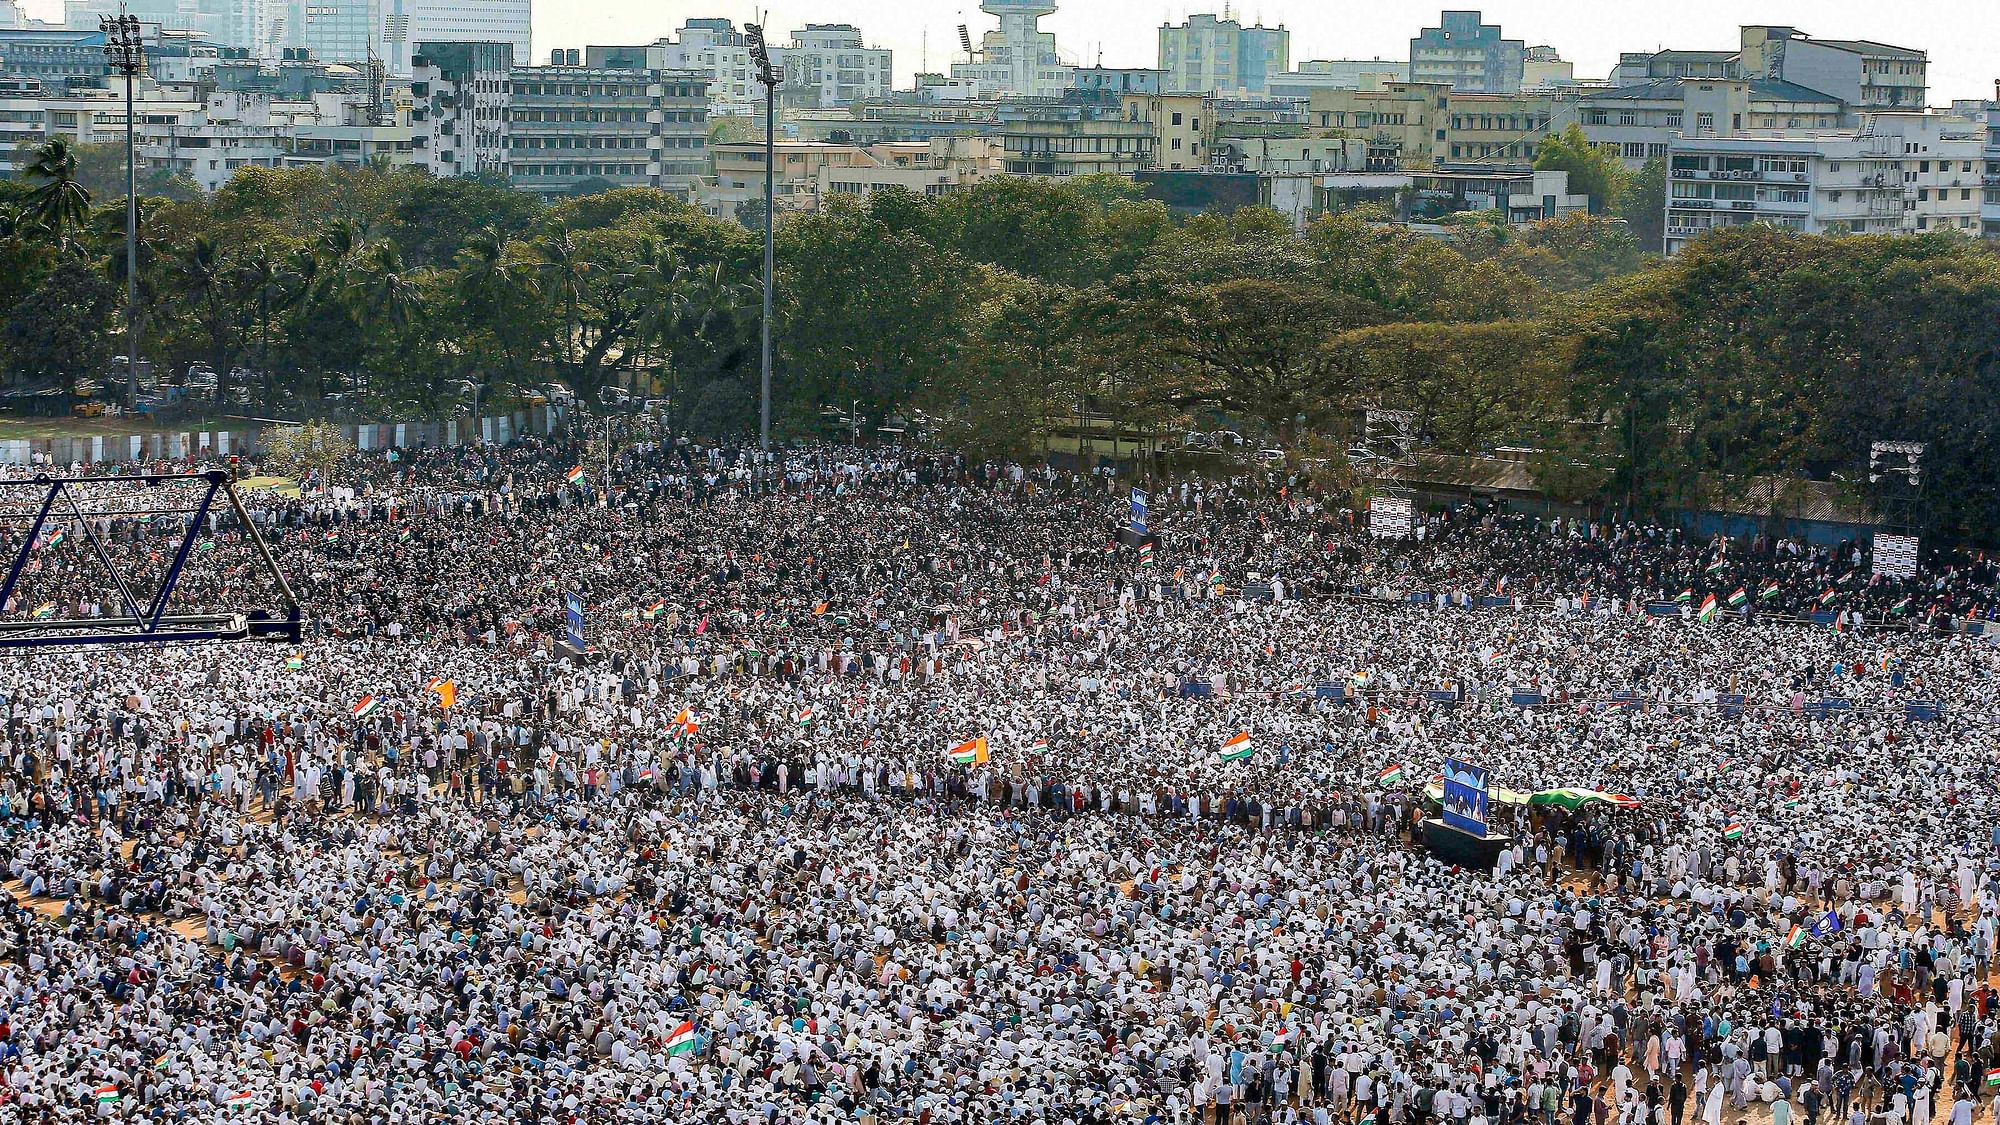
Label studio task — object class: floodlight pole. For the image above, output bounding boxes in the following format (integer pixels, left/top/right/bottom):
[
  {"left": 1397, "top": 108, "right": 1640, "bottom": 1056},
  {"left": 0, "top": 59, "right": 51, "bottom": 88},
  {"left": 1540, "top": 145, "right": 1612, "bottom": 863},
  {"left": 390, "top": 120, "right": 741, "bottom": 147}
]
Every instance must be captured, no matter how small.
[
  {"left": 746, "top": 22, "right": 780, "bottom": 454},
  {"left": 103, "top": 13, "right": 144, "bottom": 409}
]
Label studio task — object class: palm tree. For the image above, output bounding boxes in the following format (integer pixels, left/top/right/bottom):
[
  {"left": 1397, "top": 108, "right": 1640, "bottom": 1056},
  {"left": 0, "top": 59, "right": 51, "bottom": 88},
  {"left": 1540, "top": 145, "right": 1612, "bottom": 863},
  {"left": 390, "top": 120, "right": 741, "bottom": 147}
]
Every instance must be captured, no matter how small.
[
  {"left": 453, "top": 225, "right": 541, "bottom": 419},
  {"left": 21, "top": 137, "right": 91, "bottom": 251},
  {"left": 533, "top": 226, "right": 587, "bottom": 378},
  {"left": 343, "top": 242, "right": 424, "bottom": 409},
  {"left": 168, "top": 234, "right": 243, "bottom": 404},
  {"left": 237, "top": 246, "right": 282, "bottom": 409}
]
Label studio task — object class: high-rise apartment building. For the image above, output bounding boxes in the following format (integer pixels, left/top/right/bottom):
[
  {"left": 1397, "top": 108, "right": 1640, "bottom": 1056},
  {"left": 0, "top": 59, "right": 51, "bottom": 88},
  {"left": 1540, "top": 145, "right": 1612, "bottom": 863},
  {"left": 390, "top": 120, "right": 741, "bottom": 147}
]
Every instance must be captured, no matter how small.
[
  {"left": 1157, "top": 14, "right": 1288, "bottom": 96},
  {"left": 1409, "top": 11, "right": 1524, "bottom": 94},
  {"left": 384, "top": 0, "right": 530, "bottom": 75}
]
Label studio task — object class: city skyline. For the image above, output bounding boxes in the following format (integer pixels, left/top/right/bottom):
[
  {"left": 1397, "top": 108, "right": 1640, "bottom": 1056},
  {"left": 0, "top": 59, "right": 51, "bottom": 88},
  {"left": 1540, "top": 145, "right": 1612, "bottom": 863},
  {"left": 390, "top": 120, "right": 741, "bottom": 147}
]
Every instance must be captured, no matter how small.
[{"left": 511, "top": 0, "right": 1994, "bottom": 104}]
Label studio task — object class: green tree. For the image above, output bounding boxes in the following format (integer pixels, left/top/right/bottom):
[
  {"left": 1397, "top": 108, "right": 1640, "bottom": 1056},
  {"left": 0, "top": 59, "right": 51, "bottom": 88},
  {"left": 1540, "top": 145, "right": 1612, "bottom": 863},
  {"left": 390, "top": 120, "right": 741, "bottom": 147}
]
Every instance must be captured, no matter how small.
[
  {"left": 3, "top": 257, "right": 116, "bottom": 393},
  {"left": 19, "top": 137, "right": 92, "bottom": 251},
  {"left": 1615, "top": 157, "right": 1666, "bottom": 252},
  {"left": 1534, "top": 124, "right": 1631, "bottom": 214}
]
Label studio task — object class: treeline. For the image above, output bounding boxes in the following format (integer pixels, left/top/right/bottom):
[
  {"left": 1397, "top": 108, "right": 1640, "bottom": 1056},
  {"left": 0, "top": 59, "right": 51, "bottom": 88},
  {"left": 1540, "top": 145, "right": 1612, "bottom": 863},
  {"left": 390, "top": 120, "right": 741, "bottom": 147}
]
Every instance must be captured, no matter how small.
[{"left": 5, "top": 137, "right": 2000, "bottom": 542}]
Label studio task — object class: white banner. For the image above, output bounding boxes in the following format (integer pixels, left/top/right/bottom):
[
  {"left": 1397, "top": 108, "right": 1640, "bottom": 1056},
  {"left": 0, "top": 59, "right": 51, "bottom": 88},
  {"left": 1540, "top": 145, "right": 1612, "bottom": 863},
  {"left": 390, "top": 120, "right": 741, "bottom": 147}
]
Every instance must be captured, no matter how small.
[
  {"left": 1873, "top": 533, "right": 1919, "bottom": 579},
  {"left": 1370, "top": 496, "right": 1413, "bottom": 539}
]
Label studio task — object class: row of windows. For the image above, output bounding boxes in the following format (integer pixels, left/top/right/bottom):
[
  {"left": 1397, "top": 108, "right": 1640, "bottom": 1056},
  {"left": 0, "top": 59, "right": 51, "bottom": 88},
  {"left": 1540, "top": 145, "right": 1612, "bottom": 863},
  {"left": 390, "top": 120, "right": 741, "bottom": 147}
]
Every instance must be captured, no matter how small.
[
  {"left": 514, "top": 82, "right": 703, "bottom": 98},
  {"left": 517, "top": 163, "right": 650, "bottom": 177},
  {"left": 513, "top": 135, "right": 704, "bottom": 150}
]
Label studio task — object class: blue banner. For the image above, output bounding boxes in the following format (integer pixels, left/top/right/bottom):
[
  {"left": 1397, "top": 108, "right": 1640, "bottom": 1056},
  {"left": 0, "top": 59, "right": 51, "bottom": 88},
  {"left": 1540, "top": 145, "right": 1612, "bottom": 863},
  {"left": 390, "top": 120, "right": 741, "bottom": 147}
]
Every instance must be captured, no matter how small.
[
  {"left": 1510, "top": 691, "right": 1544, "bottom": 708},
  {"left": 1424, "top": 688, "right": 1460, "bottom": 703},
  {"left": 1442, "top": 757, "right": 1490, "bottom": 836},
  {"left": 1128, "top": 487, "right": 1148, "bottom": 536},
  {"left": 1315, "top": 683, "right": 1350, "bottom": 701},
  {"left": 565, "top": 591, "right": 585, "bottom": 651},
  {"left": 1905, "top": 700, "right": 1944, "bottom": 722},
  {"left": 1644, "top": 603, "right": 1682, "bottom": 617},
  {"left": 1178, "top": 681, "right": 1213, "bottom": 698},
  {"left": 1718, "top": 693, "right": 1746, "bottom": 718}
]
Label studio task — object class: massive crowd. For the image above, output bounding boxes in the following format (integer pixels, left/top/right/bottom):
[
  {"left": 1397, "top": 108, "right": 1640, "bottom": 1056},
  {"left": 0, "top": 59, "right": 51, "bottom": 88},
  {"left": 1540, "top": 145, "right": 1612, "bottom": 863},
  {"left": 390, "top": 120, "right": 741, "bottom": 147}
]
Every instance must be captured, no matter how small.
[{"left": 0, "top": 433, "right": 1996, "bottom": 1125}]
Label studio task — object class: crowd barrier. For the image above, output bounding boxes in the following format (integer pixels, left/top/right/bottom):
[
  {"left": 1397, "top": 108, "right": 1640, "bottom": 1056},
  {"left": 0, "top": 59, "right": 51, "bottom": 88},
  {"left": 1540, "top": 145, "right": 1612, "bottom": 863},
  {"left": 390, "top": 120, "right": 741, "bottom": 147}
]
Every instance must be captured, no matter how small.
[{"left": 0, "top": 405, "right": 568, "bottom": 467}]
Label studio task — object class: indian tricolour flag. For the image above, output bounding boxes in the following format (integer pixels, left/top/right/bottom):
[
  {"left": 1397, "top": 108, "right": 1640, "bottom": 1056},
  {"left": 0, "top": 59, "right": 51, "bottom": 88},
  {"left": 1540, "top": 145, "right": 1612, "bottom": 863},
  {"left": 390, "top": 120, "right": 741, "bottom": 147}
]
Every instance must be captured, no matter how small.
[
  {"left": 1376, "top": 763, "right": 1406, "bottom": 786},
  {"left": 352, "top": 694, "right": 381, "bottom": 719},
  {"left": 1675, "top": 589, "right": 1693, "bottom": 605},
  {"left": 226, "top": 1090, "right": 257, "bottom": 1106},
  {"left": 95, "top": 1086, "right": 121, "bottom": 1104},
  {"left": 1985, "top": 1067, "right": 2000, "bottom": 1089},
  {"left": 565, "top": 466, "right": 585, "bottom": 484},
  {"left": 1759, "top": 582, "right": 1781, "bottom": 601},
  {"left": 947, "top": 737, "right": 989, "bottom": 766},
  {"left": 1721, "top": 822, "right": 1744, "bottom": 841},
  {"left": 1786, "top": 924, "right": 1805, "bottom": 948},
  {"left": 1025, "top": 738, "right": 1048, "bottom": 754},
  {"left": 794, "top": 707, "right": 814, "bottom": 727},
  {"left": 1727, "top": 587, "right": 1748, "bottom": 608},
  {"left": 1696, "top": 594, "right": 1718, "bottom": 622},
  {"left": 397, "top": 526, "right": 412, "bottom": 543},
  {"left": 1218, "top": 731, "right": 1253, "bottom": 762},
  {"left": 43, "top": 529, "right": 64, "bottom": 550},
  {"left": 285, "top": 654, "right": 304, "bottom": 671},
  {"left": 1137, "top": 542, "right": 1154, "bottom": 564},
  {"left": 664, "top": 1020, "right": 698, "bottom": 1057}
]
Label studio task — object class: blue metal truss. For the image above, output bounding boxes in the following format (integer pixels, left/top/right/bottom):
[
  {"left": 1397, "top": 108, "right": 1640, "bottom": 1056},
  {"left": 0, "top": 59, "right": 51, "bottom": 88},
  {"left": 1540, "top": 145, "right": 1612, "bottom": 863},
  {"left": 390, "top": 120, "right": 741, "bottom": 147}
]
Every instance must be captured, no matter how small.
[{"left": 0, "top": 470, "right": 300, "bottom": 648}]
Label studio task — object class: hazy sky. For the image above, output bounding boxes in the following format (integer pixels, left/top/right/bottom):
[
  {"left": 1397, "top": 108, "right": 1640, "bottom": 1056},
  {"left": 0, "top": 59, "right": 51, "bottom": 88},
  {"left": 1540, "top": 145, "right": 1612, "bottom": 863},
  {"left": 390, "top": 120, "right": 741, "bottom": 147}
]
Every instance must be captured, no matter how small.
[{"left": 526, "top": 0, "right": 1996, "bottom": 104}]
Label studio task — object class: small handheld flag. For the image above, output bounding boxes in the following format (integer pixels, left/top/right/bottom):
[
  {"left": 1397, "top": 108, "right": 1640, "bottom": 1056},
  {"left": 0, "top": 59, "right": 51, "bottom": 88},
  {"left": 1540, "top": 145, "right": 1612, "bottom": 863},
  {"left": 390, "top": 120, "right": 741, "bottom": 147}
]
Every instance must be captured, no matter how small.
[
  {"left": 664, "top": 1020, "right": 698, "bottom": 1057},
  {"left": 1696, "top": 594, "right": 1718, "bottom": 622},
  {"left": 285, "top": 654, "right": 304, "bottom": 671},
  {"left": 1376, "top": 763, "right": 1406, "bottom": 786},
  {"left": 1218, "top": 731, "right": 1253, "bottom": 762},
  {"left": 352, "top": 694, "right": 381, "bottom": 720},
  {"left": 1727, "top": 587, "right": 1747, "bottom": 608},
  {"left": 1721, "top": 822, "right": 1744, "bottom": 841},
  {"left": 947, "top": 737, "right": 989, "bottom": 766},
  {"left": 565, "top": 466, "right": 585, "bottom": 484}
]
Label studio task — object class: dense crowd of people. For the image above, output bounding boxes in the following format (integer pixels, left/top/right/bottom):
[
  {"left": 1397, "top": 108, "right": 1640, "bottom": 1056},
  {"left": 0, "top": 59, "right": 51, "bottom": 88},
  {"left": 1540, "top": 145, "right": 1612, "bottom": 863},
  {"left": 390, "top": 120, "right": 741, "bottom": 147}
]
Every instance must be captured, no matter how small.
[{"left": 0, "top": 432, "right": 1996, "bottom": 1125}]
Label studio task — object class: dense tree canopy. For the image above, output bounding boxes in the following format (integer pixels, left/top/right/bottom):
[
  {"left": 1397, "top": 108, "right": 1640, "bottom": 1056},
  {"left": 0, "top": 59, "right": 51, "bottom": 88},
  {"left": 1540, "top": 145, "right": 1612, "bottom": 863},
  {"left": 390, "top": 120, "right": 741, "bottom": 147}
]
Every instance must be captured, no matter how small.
[{"left": 4, "top": 146, "right": 2000, "bottom": 542}]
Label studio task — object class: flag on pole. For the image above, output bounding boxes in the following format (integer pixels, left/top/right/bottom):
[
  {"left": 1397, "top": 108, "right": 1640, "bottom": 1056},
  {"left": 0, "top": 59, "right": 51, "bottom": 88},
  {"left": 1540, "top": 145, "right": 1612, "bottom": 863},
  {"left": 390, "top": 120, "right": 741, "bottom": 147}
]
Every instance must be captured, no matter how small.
[
  {"left": 1218, "top": 731, "right": 1253, "bottom": 762},
  {"left": 1696, "top": 594, "right": 1718, "bottom": 622},
  {"left": 565, "top": 466, "right": 585, "bottom": 484},
  {"left": 1759, "top": 582, "right": 1781, "bottom": 601},
  {"left": 664, "top": 1021, "right": 698, "bottom": 1057},
  {"left": 1727, "top": 587, "right": 1747, "bottom": 608},
  {"left": 1785, "top": 924, "right": 1805, "bottom": 949},
  {"left": 1376, "top": 763, "right": 1406, "bottom": 786},
  {"left": 947, "top": 737, "right": 989, "bottom": 766},
  {"left": 352, "top": 695, "right": 381, "bottom": 720},
  {"left": 1721, "top": 822, "right": 1744, "bottom": 841}
]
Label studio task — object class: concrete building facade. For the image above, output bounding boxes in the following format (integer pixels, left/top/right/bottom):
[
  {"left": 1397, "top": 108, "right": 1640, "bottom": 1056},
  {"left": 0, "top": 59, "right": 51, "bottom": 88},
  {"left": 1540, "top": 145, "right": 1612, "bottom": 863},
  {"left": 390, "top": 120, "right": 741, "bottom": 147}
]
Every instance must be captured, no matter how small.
[
  {"left": 1409, "top": 11, "right": 1523, "bottom": 94},
  {"left": 1665, "top": 112, "right": 1983, "bottom": 255},
  {"left": 1156, "top": 14, "right": 1288, "bottom": 96}
]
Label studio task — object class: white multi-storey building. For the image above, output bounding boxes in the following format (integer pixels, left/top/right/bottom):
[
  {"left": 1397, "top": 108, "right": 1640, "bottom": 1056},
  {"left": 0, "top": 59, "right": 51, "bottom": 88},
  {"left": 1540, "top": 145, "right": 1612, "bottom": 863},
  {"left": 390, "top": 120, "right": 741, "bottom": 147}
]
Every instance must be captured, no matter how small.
[
  {"left": 383, "top": 0, "right": 530, "bottom": 75},
  {"left": 410, "top": 40, "right": 512, "bottom": 178},
  {"left": 1665, "top": 112, "right": 1983, "bottom": 255},
  {"left": 778, "top": 24, "right": 890, "bottom": 110},
  {"left": 622, "top": 19, "right": 889, "bottom": 116},
  {"left": 1949, "top": 88, "right": 2000, "bottom": 239}
]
